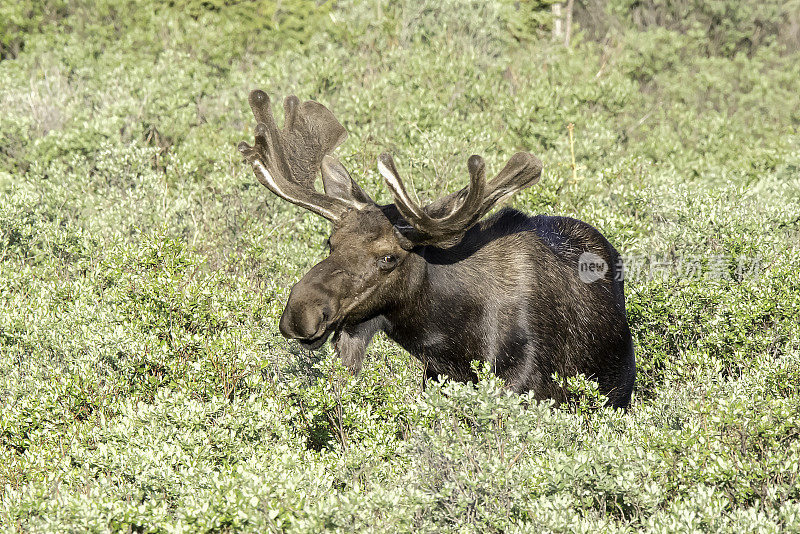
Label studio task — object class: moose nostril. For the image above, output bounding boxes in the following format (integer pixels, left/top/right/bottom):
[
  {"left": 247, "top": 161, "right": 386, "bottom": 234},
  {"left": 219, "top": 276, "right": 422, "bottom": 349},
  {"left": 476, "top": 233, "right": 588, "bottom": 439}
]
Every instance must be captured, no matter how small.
[{"left": 320, "top": 306, "right": 331, "bottom": 324}]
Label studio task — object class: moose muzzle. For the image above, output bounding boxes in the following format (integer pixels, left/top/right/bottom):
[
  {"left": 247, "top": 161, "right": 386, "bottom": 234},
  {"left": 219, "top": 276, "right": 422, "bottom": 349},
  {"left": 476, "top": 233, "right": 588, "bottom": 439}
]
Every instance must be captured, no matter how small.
[{"left": 279, "top": 262, "right": 347, "bottom": 349}]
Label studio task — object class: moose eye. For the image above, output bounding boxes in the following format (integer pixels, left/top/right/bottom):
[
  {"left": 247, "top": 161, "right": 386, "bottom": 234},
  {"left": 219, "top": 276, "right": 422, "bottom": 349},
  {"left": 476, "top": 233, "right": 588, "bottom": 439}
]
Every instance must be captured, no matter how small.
[{"left": 378, "top": 254, "right": 397, "bottom": 271}]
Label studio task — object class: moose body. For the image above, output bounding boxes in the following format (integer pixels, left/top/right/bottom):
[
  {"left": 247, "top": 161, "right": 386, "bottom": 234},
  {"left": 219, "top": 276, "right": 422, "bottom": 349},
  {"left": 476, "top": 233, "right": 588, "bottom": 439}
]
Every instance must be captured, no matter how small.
[
  {"left": 371, "top": 208, "right": 634, "bottom": 406},
  {"left": 238, "top": 89, "right": 635, "bottom": 408}
]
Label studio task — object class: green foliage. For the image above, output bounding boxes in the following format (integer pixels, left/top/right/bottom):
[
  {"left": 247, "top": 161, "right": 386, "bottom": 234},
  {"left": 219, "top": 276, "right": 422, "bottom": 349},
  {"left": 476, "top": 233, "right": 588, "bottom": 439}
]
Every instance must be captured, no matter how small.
[
  {"left": 557, "top": 372, "right": 609, "bottom": 416},
  {"left": 0, "top": 1, "right": 69, "bottom": 59},
  {"left": 504, "top": 0, "right": 560, "bottom": 41},
  {"left": 607, "top": 0, "right": 799, "bottom": 56},
  {"left": 1, "top": 0, "right": 800, "bottom": 531},
  {"left": 166, "top": 0, "right": 332, "bottom": 44}
]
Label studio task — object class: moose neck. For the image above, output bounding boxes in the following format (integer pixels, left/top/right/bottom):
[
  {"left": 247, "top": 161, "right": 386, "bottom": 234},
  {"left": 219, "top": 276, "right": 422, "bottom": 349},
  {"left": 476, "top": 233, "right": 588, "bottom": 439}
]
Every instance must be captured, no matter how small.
[
  {"left": 382, "top": 245, "right": 477, "bottom": 366},
  {"left": 388, "top": 247, "right": 431, "bottom": 319}
]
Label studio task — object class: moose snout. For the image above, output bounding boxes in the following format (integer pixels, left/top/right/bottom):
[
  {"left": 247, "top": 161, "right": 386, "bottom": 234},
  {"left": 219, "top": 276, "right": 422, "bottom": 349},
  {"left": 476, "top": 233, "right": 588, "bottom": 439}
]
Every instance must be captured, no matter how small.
[{"left": 279, "top": 283, "right": 337, "bottom": 342}]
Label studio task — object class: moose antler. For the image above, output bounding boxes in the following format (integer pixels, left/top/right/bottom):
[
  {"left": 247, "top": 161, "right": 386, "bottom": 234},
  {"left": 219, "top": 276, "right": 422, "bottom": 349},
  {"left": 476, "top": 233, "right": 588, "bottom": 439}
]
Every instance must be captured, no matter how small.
[
  {"left": 238, "top": 90, "right": 357, "bottom": 221},
  {"left": 377, "top": 152, "right": 543, "bottom": 246}
]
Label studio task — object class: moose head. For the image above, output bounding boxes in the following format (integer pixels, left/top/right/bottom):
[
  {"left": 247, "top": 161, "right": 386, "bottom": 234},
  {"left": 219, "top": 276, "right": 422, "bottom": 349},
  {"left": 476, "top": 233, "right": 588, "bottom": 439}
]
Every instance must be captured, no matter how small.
[
  {"left": 238, "top": 91, "right": 541, "bottom": 355},
  {"left": 238, "top": 89, "right": 635, "bottom": 408}
]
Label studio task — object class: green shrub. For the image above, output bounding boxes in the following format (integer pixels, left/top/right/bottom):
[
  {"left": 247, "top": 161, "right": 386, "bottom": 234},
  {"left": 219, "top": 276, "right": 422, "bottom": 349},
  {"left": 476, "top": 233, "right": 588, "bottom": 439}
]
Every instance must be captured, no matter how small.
[
  {"left": 607, "top": 0, "right": 798, "bottom": 56},
  {"left": 0, "top": 1, "right": 69, "bottom": 59},
  {"left": 1, "top": 0, "right": 799, "bottom": 531}
]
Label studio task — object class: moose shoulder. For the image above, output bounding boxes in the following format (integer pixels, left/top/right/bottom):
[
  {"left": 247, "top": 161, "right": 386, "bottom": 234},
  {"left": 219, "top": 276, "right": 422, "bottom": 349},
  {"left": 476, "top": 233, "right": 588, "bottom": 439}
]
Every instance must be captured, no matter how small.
[{"left": 238, "top": 89, "right": 635, "bottom": 408}]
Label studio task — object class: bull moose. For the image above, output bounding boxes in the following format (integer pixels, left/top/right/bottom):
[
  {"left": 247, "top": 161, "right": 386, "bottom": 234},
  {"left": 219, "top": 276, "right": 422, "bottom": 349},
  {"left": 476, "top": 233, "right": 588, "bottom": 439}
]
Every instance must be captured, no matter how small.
[{"left": 238, "top": 89, "right": 635, "bottom": 408}]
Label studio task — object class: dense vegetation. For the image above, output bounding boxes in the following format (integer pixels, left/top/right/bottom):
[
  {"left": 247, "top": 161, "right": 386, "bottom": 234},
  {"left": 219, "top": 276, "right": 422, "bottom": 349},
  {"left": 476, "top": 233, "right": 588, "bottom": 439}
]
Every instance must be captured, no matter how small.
[{"left": 1, "top": 0, "right": 799, "bottom": 531}]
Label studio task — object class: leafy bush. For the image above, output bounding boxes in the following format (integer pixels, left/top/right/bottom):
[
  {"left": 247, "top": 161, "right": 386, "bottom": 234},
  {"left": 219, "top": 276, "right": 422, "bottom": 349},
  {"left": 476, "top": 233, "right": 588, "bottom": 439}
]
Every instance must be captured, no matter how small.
[
  {"left": 0, "top": 1, "right": 70, "bottom": 59},
  {"left": 606, "top": 0, "right": 800, "bottom": 56},
  {"left": 1, "top": 0, "right": 799, "bottom": 531}
]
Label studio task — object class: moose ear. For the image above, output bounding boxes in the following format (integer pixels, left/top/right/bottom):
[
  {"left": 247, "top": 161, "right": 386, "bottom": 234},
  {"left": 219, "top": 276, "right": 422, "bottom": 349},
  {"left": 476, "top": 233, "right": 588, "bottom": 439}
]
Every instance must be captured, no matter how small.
[
  {"left": 392, "top": 225, "right": 418, "bottom": 250},
  {"left": 392, "top": 224, "right": 464, "bottom": 250},
  {"left": 321, "top": 156, "right": 373, "bottom": 209}
]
